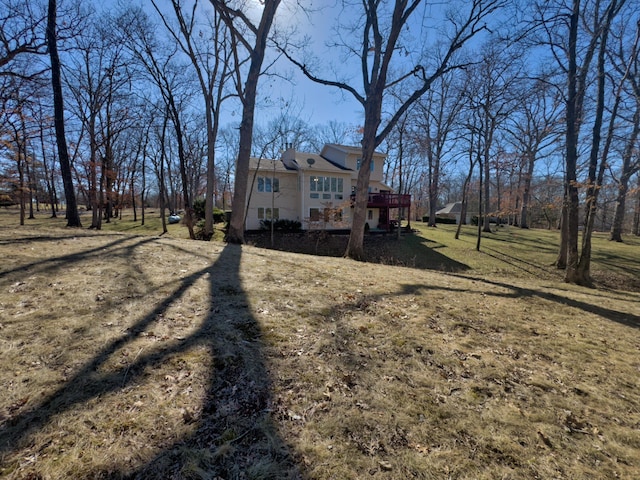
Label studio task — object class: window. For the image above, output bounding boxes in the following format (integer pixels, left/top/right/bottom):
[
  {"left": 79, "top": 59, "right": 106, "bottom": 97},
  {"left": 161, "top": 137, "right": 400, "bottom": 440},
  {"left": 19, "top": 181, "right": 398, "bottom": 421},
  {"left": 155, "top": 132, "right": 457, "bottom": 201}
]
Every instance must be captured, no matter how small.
[
  {"left": 258, "top": 207, "right": 279, "bottom": 220},
  {"left": 356, "top": 158, "right": 374, "bottom": 171},
  {"left": 310, "top": 207, "right": 342, "bottom": 223},
  {"left": 368, "top": 210, "right": 373, "bottom": 220},
  {"left": 335, "top": 194, "right": 343, "bottom": 200},
  {"left": 310, "top": 193, "right": 319, "bottom": 199},
  {"left": 257, "top": 176, "right": 279, "bottom": 192},
  {"left": 309, "top": 176, "right": 343, "bottom": 197}
]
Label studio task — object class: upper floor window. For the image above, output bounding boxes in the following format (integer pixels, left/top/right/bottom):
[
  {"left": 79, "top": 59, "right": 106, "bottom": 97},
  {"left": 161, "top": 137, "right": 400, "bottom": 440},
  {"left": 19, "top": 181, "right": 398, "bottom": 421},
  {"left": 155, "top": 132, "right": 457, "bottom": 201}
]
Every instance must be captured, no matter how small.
[
  {"left": 310, "top": 176, "right": 343, "bottom": 194},
  {"left": 257, "top": 177, "right": 279, "bottom": 192},
  {"left": 356, "top": 158, "right": 374, "bottom": 172}
]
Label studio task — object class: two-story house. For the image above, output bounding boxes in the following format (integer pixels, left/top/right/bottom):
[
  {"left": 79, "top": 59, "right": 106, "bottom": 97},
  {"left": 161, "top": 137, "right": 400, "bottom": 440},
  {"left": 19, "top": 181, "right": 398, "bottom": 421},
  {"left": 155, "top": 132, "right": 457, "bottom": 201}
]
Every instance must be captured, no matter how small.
[{"left": 245, "top": 143, "right": 411, "bottom": 231}]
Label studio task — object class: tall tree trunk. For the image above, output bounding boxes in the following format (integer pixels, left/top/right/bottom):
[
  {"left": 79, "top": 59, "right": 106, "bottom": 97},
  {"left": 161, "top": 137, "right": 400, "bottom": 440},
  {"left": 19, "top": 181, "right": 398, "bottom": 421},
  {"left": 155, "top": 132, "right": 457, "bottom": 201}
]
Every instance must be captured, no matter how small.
[
  {"left": 225, "top": 0, "right": 281, "bottom": 244},
  {"left": 159, "top": 109, "right": 169, "bottom": 235},
  {"left": 482, "top": 117, "right": 494, "bottom": 233},
  {"left": 477, "top": 147, "right": 483, "bottom": 251},
  {"left": 346, "top": 99, "right": 380, "bottom": 260},
  {"left": 39, "top": 118, "right": 57, "bottom": 217},
  {"left": 21, "top": 115, "right": 36, "bottom": 220},
  {"left": 204, "top": 93, "right": 216, "bottom": 239},
  {"left": 563, "top": 0, "right": 580, "bottom": 283},
  {"left": 555, "top": 187, "right": 568, "bottom": 268},
  {"left": 633, "top": 174, "right": 640, "bottom": 235},
  {"left": 520, "top": 151, "right": 535, "bottom": 229},
  {"left": 51, "top": 150, "right": 60, "bottom": 215},
  {"left": 610, "top": 48, "right": 640, "bottom": 241},
  {"left": 25, "top": 153, "right": 35, "bottom": 220},
  {"left": 47, "top": 0, "right": 81, "bottom": 227},
  {"left": 455, "top": 169, "right": 473, "bottom": 240},
  {"left": 456, "top": 131, "right": 478, "bottom": 240},
  {"left": 576, "top": 0, "right": 619, "bottom": 285},
  {"left": 89, "top": 116, "right": 101, "bottom": 229},
  {"left": 141, "top": 141, "right": 147, "bottom": 226},
  {"left": 609, "top": 114, "right": 639, "bottom": 241},
  {"left": 16, "top": 128, "right": 26, "bottom": 226}
]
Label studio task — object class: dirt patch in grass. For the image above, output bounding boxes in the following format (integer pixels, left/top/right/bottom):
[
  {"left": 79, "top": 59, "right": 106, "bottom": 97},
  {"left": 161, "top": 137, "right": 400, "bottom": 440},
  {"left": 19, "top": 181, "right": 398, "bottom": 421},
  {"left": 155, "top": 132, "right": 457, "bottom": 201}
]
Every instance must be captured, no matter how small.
[{"left": 1, "top": 214, "right": 639, "bottom": 479}]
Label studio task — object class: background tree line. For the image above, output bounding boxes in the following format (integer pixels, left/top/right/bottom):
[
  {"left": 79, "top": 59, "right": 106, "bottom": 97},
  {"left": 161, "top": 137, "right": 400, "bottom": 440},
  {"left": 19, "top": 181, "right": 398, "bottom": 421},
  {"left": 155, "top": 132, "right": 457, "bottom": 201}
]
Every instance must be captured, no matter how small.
[{"left": 0, "top": 0, "right": 638, "bottom": 285}]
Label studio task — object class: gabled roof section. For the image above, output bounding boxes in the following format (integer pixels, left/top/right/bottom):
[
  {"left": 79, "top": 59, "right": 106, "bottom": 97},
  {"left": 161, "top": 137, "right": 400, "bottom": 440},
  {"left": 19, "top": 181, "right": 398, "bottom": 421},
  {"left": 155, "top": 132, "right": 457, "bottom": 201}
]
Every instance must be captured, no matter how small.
[
  {"left": 321, "top": 143, "right": 387, "bottom": 158},
  {"left": 295, "top": 152, "right": 349, "bottom": 173},
  {"left": 320, "top": 155, "right": 353, "bottom": 171},
  {"left": 248, "top": 157, "right": 295, "bottom": 172},
  {"left": 436, "top": 202, "right": 462, "bottom": 215}
]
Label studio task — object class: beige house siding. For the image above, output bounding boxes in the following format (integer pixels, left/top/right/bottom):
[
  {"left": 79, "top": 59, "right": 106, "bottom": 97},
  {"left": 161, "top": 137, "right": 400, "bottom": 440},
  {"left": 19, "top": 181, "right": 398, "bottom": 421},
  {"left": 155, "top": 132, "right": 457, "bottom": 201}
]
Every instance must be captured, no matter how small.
[
  {"left": 245, "top": 161, "right": 299, "bottom": 230},
  {"left": 245, "top": 144, "right": 392, "bottom": 231}
]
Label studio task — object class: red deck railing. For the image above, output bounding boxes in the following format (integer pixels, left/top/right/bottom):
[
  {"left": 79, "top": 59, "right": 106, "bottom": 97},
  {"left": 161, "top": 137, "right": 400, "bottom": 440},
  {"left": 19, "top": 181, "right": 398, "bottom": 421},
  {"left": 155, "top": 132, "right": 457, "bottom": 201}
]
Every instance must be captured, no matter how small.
[{"left": 351, "top": 192, "right": 411, "bottom": 208}]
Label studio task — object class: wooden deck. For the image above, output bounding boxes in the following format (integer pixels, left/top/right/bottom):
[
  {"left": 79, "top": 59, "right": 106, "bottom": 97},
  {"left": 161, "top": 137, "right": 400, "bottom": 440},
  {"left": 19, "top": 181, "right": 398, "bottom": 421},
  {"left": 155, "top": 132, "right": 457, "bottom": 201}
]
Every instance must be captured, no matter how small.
[{"left": 351, "top": 192, "right": 412, "bottom": 208}]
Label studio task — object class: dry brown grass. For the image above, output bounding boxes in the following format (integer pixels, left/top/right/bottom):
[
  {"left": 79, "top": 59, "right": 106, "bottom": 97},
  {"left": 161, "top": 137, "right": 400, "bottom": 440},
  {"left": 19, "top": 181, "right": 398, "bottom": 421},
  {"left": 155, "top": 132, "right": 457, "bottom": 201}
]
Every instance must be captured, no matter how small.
[{"left": 1, "top": 209, "right": 639, "bottom": 479}]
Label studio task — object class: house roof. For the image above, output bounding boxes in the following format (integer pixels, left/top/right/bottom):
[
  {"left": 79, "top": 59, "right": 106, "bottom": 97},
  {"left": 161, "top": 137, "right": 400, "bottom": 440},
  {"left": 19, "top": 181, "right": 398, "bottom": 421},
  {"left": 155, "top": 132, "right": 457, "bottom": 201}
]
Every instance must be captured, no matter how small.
[
  {"left": 249, "top": 153, "right": 353, "bottom": 174},
  {"left": 321, "top": 143, "right": 387, "bottom": 159},
  {"left": 248, "top": 157, "right": 295, "bottom": 172},
  {"left": 291, "top": 152, "right": 341, "bottom": 172},
  {"left": 436, "top": 202, "right": 462, "bottom": 215}
]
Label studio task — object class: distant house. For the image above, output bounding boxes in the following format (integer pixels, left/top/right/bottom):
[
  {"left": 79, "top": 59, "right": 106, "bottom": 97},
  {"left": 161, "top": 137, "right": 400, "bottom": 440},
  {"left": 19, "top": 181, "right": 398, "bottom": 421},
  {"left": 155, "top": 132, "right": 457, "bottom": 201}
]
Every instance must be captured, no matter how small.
[
  {"left": 245, "top": 144, "right": 411, "bottom": 231},
  {"left": 436, "top": 202, "right": 464, "bottom": 224}
]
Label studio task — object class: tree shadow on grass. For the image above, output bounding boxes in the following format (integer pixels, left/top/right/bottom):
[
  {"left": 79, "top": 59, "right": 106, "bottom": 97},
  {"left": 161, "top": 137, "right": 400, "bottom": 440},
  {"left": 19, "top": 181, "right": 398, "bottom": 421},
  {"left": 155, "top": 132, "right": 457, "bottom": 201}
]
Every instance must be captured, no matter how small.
[
  {"left": 1, "top": 235, "right": 152, "bottom": 277},
  {"left": 0, "top": 243, "right": 302, "bottom": 479},
  {"left": 126, "top": 244, "right": 302, "bottom": 479},
  {"left": 401, "top": 276, "right": 640, "bottom": 329},
  {"left": 248, "top": 231, "right": 470, "bottom": 273}
]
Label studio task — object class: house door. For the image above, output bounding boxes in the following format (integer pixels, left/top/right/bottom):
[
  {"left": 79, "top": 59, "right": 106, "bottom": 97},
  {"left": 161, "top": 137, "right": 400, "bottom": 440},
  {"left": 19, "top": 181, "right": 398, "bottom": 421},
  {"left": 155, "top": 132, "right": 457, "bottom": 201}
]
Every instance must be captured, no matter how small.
[{"left": 378, "top": 208, "right": 388, "bottom": 228}]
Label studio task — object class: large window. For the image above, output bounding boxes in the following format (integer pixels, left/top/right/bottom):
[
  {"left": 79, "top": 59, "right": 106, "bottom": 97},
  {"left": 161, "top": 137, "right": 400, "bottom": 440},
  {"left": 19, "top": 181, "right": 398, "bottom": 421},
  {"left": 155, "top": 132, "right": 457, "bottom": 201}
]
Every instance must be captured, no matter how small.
[
  {"left": 257, "top": 177, "right": 279, "bottom": 192},
  {"left": 310, "top": 176, "right": 343, "bottom": 195}
]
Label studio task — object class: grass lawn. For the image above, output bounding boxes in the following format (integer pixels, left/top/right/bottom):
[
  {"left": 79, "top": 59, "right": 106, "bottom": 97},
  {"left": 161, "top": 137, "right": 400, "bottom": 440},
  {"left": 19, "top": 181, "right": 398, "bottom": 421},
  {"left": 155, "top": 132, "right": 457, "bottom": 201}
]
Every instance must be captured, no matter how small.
[{"left": 1, "top": 208, "right": 639, "bottom": 479}]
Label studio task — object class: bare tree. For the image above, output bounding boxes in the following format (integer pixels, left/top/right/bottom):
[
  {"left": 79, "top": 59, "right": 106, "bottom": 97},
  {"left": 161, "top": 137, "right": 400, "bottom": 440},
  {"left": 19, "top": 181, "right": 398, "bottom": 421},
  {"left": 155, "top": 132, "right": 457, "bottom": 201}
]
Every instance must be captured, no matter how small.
[
  {"left": 118, "top": 6, "right": 198, "bottom": 238},
  {"left": 536, "top": 0, "right": 627, "bottom": 284},
  {"left": 65, "top": 16, "right": 131, "bottom": 228},
  {"left": 575, "top": 0, "right": 627, "bottom": 284},
  {"left": 281, "top": 0, "right": 502, "bottom": 259},
  {"left": 505, "top": 78, "right": 561, "bottom": 229},
  {"left": 47, "top": 0, "right": 81, "bottom": 227},
  {"left": 309, "top": 120, "right": 360, "bottom": 152},
  {"left": 0, "top": 0, "right": 48, "bottom": 80},
  {"left": 210, "top": 0, "right": 282, "bottom": 244},
  {"left": 609, "top": 20, "right": 640, "bottom": 242},
  {"left": 633, "top": 173, "right": 640, "bottom": 235},
  {"left": 464, "top": 43, "right": 519, "bottom": 234},
  {"left": 153, "top": 0, "right": 234, "bottom": 239},
  {"left": 413, "top": 70, "right": 466, "bottom": 228}
]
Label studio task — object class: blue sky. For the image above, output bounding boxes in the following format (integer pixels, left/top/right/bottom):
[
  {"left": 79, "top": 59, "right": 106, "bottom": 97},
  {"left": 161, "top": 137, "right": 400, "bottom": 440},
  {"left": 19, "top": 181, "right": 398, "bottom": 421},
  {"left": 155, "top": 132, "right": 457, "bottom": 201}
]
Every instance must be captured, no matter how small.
[{"left": 146, "top": 1, "right": 496, "bottom": 137}]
